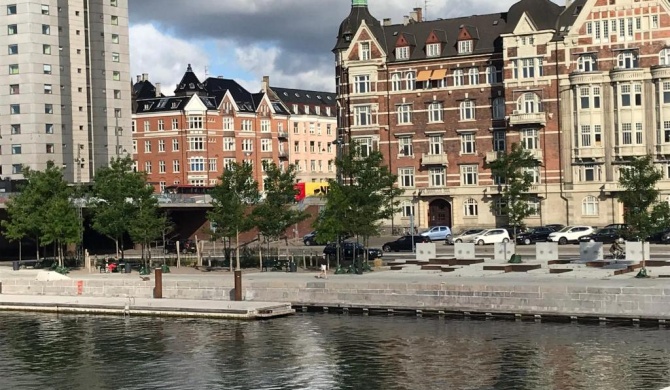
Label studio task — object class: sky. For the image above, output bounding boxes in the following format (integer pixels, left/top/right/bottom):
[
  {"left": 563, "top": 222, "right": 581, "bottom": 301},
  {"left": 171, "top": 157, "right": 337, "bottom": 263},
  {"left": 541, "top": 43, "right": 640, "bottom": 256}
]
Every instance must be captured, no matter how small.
[{"left": 128, "top": 0, "right": 562, "bottom": 95}]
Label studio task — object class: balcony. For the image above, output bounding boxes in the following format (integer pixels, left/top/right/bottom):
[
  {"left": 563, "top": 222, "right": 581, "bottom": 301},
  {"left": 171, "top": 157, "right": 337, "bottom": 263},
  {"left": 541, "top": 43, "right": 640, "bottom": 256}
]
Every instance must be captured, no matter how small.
[
  {"left": 278, "top": 150, "right": 289, "bottom": 159},
  {"left": 657, "top": 144, "right": 670, "bottom": 155},
  {"left": 603, "top": 182, "right": 624, "bottom": 193},
  {"left": 529, "top": 149, "right": 543, "bottom": 161},
  {"left": 486, "top": 150, "right": 542, "bottom": 161},
  {"left": 610, "top": 68, "right": 645, "bottom": 82},
  {"left": 278, "top": 131, "right": 289, "bottom": 140},
  {"left": 651, "top": 66, "right": 670, "bottom": 79},
  {"left": 508, "top": 111, "right": 546, "bottom": 126},
  {"left": 614, "top": 145, "right": 647, "bottom": 157},
  {"left": 488, "top": 184, "right": 541, "bottom": 194},
  {"left": 486, "top": 151, "right": 502, "bottom": 162},
  {"left": 573, "top": 147, "right": 605, "bottom": 159},
  {"left": 569, "top": 71, "right": 604, "bottom": 85},
  {"left": 421, "top": 187, "right": 450, "bottom": 197},
  {"left": 421, "top": 153, "right": 448, "bottom": 166}
]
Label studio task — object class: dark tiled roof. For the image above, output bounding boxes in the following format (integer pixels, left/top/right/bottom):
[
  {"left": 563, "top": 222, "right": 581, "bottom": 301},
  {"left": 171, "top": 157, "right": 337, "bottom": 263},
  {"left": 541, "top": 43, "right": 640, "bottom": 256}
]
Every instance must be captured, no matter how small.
[
  {"left": 203, "top": 77, "right": 256, "bottom": 113},
  {"left": 134, "top": 95, "right": 217, "bottom": 114},
  {"left": 133, "top": 80, "right": 158, "bottom": 100},
  {"left": 334, "top": 4, "right": 384, "bottom": 52},
  {"left": 384, "top": 13, "right": 508, "bottom": 61},
  {"left": 174, "top": 64, "right": 207, "bottom": 96},
  {"left": 555, "top": 0, "right": 587, "bottom": 39},
  {"left": 270, "top": 87, "right": 336, "bottom": 117},
  {"left": 505, "top": 0, "right": 564, "bottom": 34}
]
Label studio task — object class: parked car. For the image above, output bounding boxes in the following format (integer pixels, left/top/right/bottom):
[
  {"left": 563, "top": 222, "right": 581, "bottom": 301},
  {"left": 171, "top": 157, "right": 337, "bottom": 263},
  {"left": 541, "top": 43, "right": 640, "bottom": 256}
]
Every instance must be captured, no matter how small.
[
  {"left": 515, "top": 226, "right": 557, "bottom": 245},
  {"left": 472, "top": 229, "right": 511, "bottom": 245},
  {"left": 545, "top": 224, "right": 566, "bottom": 232},
  {"left": 323, "top": 242, "right": 383, "bottom": 261},
  {"left": 382, "top": 235, "right": 430, "bottom": 252},
  {"left": 164, "top": 239, "right": 197, "bottom": 254},
  {"left": 449, "top": 229, "right": 485, "bottom": 244},
  {"left": 303, "top": 231, "right": 327, "bottom": 246},
  {"left": 578, "top": 227, "right": 625, "bottom": 244},
  {"left": 499, "top": 225, "right": 527, "bottom": 237},
  {"left": 649, "top": 228, "right": 670, "bottom": 244},
  {"left": 420, "top": 226, "right": 452, "bottom": 241},
  {"left": 546, "top": 226, "right": 594, "bottom": 245}
]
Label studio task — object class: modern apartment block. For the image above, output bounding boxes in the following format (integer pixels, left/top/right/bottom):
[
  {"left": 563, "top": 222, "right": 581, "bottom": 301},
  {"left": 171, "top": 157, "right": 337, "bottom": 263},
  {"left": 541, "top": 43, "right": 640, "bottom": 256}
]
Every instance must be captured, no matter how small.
[
  {"left": 334, "top": 0, "right": 670, "bottom": 230},
  {"left": 1, "top": 0, "right": 132, "bottom": 183}
]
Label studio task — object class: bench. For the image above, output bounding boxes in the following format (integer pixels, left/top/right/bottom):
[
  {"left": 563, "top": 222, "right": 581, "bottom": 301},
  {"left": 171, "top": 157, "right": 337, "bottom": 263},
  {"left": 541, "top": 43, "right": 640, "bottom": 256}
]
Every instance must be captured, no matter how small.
[{"left": 262, "top": 259, "right": 281, "bottom": 272}]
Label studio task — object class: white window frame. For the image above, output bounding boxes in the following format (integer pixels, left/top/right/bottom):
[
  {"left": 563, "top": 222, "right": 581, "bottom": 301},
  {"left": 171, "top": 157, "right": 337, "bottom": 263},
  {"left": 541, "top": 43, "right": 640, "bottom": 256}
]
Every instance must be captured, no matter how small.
[
  {"left": 460, "top": 133, "right": 476, "bottom": 154},
  {"left": 460, "top": 165, "right": 478, "bottom": 186},
  {"left": 426, "top": 43, "right": 441, "bottom": 57},
  {"left": 582, "top": 196, "right": 600, "bottom": 216},
  {"left": 428, "top": 102, "right": 443, "bottom": 123},
  {"left": 354, "top": 74, "right": 370, "bottom": 94},
  {"left": 398, "top": 168, "right": 415, "bottom": 188},
  {"left": 459, "top": 100, "right": 475, "bottom": 121},
  {"left": 397, "top": 104, "right": 412, "bottom": 124},
  {"left": 354, "top": 105, "right": 372, "bottom": 126},
  {"left": 464, "top": 198, "right": 478, "bottom": 217},
  {"left": 429, "top": 167, "right": 446, "bottom": 187},
  {"left": 396, "top": 46, "right": 410, "bottom": 60},
  {"left": 398, "top": 136, "right": 413, "bottom": 157},
  {"left": 458, "top": 40, "right": 473, "bottom": 54},
  {"left": 359, "top": 42, "right": 371, "bottom": 61}
]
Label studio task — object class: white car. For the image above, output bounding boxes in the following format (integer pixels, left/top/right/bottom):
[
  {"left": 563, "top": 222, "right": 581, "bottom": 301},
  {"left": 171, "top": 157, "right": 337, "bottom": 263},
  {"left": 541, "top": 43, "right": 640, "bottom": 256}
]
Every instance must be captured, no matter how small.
[
  {"left": 546, "top": 225, "right": 594, "bottom": 245},
  {"left": 472, "top": 229, "right": 511, "bottom": 245},
  {"left": 451, "top": 229, "right": 485, "bottom": 244}
]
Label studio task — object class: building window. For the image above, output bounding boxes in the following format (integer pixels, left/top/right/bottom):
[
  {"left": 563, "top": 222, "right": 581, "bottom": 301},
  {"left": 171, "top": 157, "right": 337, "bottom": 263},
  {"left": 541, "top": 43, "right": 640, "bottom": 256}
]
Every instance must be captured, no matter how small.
[
  {"left": 397, "top": 104, "right": 412, "bottom": 124},
  {"left": 486, "top": 65, "right": 500, "bottom": 84},
  {"left": 582, "top": 196, "right": 599, "bottom": 216},
  {"left": 261, "top": 139, "right": 272, "bottom": 152},
  {"left": 398, "top": 136, "right": 413, "bottom": 156},
  {"left": 391, "top": 73, "right": 402, "bottom": 91},
  {"left": 188, "top": 137, "right": 204, "bottom": 151},
  {"left": 521, "top": 129, "right": 539, "bottom": 150},
  {"left": 617, "top": 51, "right": 638, "bottom": 69},
  {"left": 12, "top": 164, "right": 22, "bottom": 174},
  {"left": 42, "top": 24, "right": 50, "bottom": 35},
  {"left": 429, "top": 135, "right": 443, "bottom": 155},
  {"left": 9, "top": 84, "right": 19, "bottom": 95},
  {"left": 8, "top": 24, "right": 17, "bottom": 35},
  {"left": 492, "top": 97, "right": 505, "bottom": 119},
  {"left": 260, "top": 120, "right": 270, "bottom": 133},
  {"left": 426, "top": 43, "right": 441, "bottom": 57},
  {"left": 8, "top": 44, "right": 18, "bottom": 55},
  {"left": 354, "top": 137, "right": 373, "bottom": 157},
  {"left": 242, "top": 139, "right": 253, "bottom": 152},
  {"left": 172, "top": 160, "right": 180, "bottom": 173},
  {"left": 43, "top": 64, "right": 52, "bottom": 74},
  {"left": 662, "top": 48, "right": 670, "bottom": 66},
  {"left": 578, "top": 54, "right": 597, "bottom": 72},
  {"left": 10, "top": 104, "right": 20, "bottom": 114},
  {"left": 401, "top": 201, "right": 415, "bottom": 218},
  {"left": 144, "top": 141, "right": 151, "bottom": 153},
  {"left": 517, "top": 92, "right": 542, "bottom": 113},
  {"left": 11, "top": 145, "right": 21, "bottom": 155},
  {"left": 458, "top": 40, "right": 473, "bottom": 54},
  {"left": 46, "top": 144, "right": 54, "bottom": 154},
  {"left": 45, "top": 104, "right": 53, "bottom": 114},
  {"left": 464, "top": 198, "right": 478, "bottom": 217},
  {"left": 493, "top": 131, "right": 506, "bottom": 152},
  {"left": 579, "top": 164, "right": 601, "bottom": 182},
  {"left": 209, "top": 158, "right": 217, "bottom": 172},
  {"left": 398, "top": 168, "right": 415, "bottom": 188},
  {"left": 405, "top": 71, "right": 416, "bottom": 90},
  {"left": 112, "top": 53, "right": 120, "bottom": 62},
  {"left": 45, "top": 124, "right": 53, "bottom": 134},
  {"left": 43, "top": 45, "right": 51, "bottom": 55},
  {"left": 396, "top": 46, "right": 410, "bottom": 60},
  {"left": 354, "top": 105, "right": 371, "bottom": 126},
  {"left": 172, "top": 118, "right": 179, "bottom": 130},
  {"left": 514, "top": 58, "right": 543, "bottom": 79},
  {"left": 143, "top": 162, "right": 152, "bottom": 174},
  {"left": 459, "top": 100, "right": 475, "bottom": 121},
  {"left": 223, "top": 117, "right": 233, "bottom": 131},
  {"left": 7, "top": 4, "right": 17, "bottom": 14},
  {"left": 10, "top": 124, "right": 20, "bottom": 135},
  {"left": 467, "top": 68, "right": 478, "bottom": 85},
  {"left": 172, "top": 139, "right": 179, "bottom": 151},
  {"left": 9, "top": 64, "right": 19, "bottom": 74},
  {"left": 112, "top": 34, "right": 119, "bottom": 44},
  {"left": 41, "top": 4, "right": 49, "bottom": 14},
  {"left": 44, "top": 84, "right": 52, "bottom": 94},
  {"left": 188, "top": 116, "right": 203, "bottom": 129},
  {"left": 241, "top": 120, "right": 253, "bottom": 131},
  {"left": 453, "top": 69, "right": 464, "bottom": 86},
  {"left": 189, "top": 157, "right": 205, "bottom": 172},
  {"left": 223, "top": 137, "right": 235, "bottom": 151},
  {"left": 111, "top": 15, "right": 118, "bottom": 25},
  {"left": 354, "top": 74, "right": 370, "bottom": 94},
  {"left": 429, "top": 168, "right": 445, "bottom": 187},
  {"left": 428, "top": 102, "right": 443, "bottom": 122},
  {"left": 360, "top": 42, "right": 370, "bottom": 60},
  {"left": 460, "top": 165, "right": 478, "bottom": 186},
  {"left": 143, "top": 121, "right": 150, "bottom": 132},
  {"left": 620, "top": 122, "right": 634, "bottom": 145},
  {"left": 156, "top": 139, "right": 165, "bottom": 152},
  {"left": 158, "top": 160, "right": 166, "bottom": 174},
  {"left": 460, "top": 133, "right": 476, "bottom": 154}
]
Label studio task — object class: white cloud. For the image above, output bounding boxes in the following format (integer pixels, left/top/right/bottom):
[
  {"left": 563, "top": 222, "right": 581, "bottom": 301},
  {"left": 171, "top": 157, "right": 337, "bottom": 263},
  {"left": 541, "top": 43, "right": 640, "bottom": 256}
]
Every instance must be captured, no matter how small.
[{"left": 129, "top": 24, "right": 209, "bottom": 94}]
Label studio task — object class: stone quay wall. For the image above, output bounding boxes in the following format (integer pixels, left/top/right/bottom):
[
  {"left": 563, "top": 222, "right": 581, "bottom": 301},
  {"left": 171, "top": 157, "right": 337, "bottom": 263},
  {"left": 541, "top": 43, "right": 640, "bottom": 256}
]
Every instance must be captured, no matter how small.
[{"left": 2, "top": 277, "right": 670, "bottom": 320}]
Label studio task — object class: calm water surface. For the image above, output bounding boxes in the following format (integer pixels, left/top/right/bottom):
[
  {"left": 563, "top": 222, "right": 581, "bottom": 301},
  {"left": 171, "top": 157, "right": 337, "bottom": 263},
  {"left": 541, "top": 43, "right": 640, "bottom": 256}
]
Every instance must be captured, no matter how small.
[{"left": 0, "top": 312, "right": 668, "bottom": 390}]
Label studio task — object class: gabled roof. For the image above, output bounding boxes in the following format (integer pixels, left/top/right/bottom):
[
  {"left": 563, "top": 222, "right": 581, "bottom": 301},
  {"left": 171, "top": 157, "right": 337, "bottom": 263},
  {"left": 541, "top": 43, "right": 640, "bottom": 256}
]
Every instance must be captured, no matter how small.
[
  {"left": 133, "top": 80, "right": 159, "bottom": 100},
  {"left": 203, "top": 77, "right": 256, "bottom": 113},
  {"left": 334, "top": 4, "right": 384, "bottom": 52},
  {"left": 385, "top": 12, "right": 508, "bottom": 61},
  {"left": 555, "top": 0, "right": 587, "bottom": 38},
  {"left": 270, "top": 87, "right": 336, "bottom": 117},
  {"left": 134, "top": 94, "right": 217, "bottom": 114},
  {"left": 505, "top": 0, "right": 564, "bottom": 34},
  {"left": 460, "top": 25, "right": 480, "bottom": 40},
  {"left": 174, "top": 64, "right": 207, "bottom": 96}
]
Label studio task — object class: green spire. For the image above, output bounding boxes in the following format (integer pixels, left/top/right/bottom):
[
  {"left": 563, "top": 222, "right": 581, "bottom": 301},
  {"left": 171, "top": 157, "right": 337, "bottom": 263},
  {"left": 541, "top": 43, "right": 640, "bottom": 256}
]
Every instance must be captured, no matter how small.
[{"left": 352, "top": 0, "right": 367, "bottom": 6}]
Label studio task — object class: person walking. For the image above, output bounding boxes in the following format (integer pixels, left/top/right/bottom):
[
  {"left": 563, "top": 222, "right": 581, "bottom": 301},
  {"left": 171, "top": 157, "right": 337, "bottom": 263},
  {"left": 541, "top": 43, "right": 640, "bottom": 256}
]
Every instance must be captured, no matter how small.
[{"left": 318, "top": 258, "right": 328, "bottom": 279}]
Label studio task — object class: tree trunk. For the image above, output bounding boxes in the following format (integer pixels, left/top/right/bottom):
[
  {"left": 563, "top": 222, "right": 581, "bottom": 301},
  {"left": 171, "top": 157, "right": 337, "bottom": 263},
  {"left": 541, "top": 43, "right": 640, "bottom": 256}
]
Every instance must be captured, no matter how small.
[
  {"left": 120, "top": 236, "right": 125, "bottom": 260},
  {"left": 36, "top": 236, "right": 40, "bottom": 261}
]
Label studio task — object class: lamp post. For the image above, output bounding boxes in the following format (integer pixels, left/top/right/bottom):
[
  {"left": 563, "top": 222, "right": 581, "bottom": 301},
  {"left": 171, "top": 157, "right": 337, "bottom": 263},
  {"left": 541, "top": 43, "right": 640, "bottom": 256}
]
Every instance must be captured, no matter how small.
[{"left": 333, "top": 137, "right": 344, "bottom": 267}]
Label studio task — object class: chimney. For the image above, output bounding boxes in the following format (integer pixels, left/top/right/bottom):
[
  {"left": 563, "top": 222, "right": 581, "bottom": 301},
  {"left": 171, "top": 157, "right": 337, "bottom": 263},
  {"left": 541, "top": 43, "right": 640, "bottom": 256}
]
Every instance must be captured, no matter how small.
[
  {"left": 383, "top": 18, "right": 392, "bottom": 26},
  {"left": 414, "top": 7, "right": 423, "bottom": 22},
  {"left": 410, "top": 11, "right": 418, "bottom": 23},
  {"left": 155, "top": 82, "right": 161, "bottom": 97},
  {"left": 261, "top": 75, "right": 270, "bottom": 92},
  {"left": 403, "top": 15, "right": 410, "bottom": 25},
  {"left": 142, "top": 73, "right": 148, "bottom": 81},
  {"left": 136, "top": 75, "right": 141, "bottom": 83}
]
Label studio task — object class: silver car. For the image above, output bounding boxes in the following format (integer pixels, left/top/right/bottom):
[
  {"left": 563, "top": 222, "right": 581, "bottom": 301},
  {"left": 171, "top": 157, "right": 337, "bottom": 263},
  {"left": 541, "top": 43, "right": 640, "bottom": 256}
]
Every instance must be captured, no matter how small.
[
  {"left": 448, "top": 229, "right": 486, "bottom": 245},
  {"left": 420, "top": 226, "right": 452, "bottom": 241}
]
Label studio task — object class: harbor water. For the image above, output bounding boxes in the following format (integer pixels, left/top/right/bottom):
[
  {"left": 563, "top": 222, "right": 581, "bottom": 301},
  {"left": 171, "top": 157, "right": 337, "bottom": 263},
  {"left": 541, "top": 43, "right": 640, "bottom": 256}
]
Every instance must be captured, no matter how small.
[{"left": 0, "top": 312, "right": 668, "bottom": 390}]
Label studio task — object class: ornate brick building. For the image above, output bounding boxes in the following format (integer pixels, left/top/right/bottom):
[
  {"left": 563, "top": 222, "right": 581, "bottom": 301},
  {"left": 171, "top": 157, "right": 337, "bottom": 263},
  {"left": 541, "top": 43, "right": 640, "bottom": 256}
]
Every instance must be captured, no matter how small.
[{"left": 334, "top": 0, "right": 670, "bottom": 230}]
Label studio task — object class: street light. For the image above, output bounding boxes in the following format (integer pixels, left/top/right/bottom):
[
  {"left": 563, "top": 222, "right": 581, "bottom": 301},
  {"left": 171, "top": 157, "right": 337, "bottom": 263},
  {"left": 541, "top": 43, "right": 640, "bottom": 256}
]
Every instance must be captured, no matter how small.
[{"left": 332, "top": 137, "right": 344, "bottom": 267}]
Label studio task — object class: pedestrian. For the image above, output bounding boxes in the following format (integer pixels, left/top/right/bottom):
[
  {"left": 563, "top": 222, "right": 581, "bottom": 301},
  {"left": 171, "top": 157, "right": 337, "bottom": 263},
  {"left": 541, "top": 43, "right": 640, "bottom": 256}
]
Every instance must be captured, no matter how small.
[{"left": 318, "top": 260, "right": 328, "bottom": 279}]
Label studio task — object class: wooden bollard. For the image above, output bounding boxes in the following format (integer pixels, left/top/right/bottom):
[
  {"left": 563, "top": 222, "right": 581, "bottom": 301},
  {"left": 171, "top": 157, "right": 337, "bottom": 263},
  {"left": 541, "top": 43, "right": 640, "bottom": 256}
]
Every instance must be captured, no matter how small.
[{"left": 154, "top": 268, "right": 163, "bottom": 299}]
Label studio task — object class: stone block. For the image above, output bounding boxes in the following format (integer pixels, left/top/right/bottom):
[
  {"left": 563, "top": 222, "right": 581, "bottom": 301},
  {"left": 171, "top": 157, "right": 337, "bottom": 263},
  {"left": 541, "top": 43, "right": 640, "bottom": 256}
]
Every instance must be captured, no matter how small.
[
  {"left": 625, "top": 241, "right": 650, "bottom": 261},
  {"left": 579, "top": 242, "right": 603, "bottom": 262},
  {"left": 535, "top": 242, "right": 559, "bottom": 261},
  {"left": 494, "top": 242, "right": 515, "bottom": 261},
  {"left": 415, "top": 243, "right": 436, "bottom": 261},
  {"left": 454, "top": 243, "right": 476, "bottom": 259}
]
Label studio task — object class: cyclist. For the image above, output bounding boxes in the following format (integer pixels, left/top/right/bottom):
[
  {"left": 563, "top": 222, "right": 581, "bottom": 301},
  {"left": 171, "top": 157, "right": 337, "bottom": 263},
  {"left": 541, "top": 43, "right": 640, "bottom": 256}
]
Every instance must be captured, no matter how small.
[{"left": 609, "top": 238, "right": 624, "bottom": 259}]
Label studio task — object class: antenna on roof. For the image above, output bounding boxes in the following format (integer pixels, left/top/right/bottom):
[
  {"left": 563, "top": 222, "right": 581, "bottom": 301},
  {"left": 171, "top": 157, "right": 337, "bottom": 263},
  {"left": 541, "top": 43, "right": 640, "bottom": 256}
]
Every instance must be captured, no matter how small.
[{"left": 204, "top": 65, "right": 209, "bottom": 78}]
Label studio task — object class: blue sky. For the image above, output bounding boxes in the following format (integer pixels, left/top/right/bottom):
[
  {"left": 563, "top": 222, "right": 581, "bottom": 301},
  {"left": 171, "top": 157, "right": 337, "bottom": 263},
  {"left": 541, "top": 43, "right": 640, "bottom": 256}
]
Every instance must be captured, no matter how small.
[{"left": 128, "top": 0, "right": 560, "bottom": 94}]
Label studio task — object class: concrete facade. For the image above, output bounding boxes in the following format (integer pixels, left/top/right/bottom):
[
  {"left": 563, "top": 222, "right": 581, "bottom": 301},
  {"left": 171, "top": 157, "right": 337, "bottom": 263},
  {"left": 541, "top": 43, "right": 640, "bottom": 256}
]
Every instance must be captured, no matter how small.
[{"left": 0, "top": 0, "right": 132, "bottom": 183}]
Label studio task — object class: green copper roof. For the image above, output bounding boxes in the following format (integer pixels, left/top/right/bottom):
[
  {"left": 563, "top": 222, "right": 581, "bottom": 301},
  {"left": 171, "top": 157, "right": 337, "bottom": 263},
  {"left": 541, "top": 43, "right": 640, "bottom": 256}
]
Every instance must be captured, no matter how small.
[{"left": 352, "top": 0, "right": 367, "bottom": 6}]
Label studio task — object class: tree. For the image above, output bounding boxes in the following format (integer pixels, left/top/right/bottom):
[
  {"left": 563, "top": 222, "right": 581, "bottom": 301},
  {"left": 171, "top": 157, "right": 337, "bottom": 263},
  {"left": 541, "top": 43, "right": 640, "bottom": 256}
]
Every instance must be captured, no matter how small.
[
  {"left": 208, "top": 162, "right": 260, "bottom": 270},
  {"left": 2, "top": 161, "right": 81, "bottom": 265},
  {"left": 252, "top": 161, "right": 309, "bottom": 257},
  {"left": 128, "top": 195, "right": 167, "bottom": 269},
  {"left": 91, "top": 156, "right": 154, "bottom": 259},
  {"left": 617, "top": 155, "right": 670, "bottom": 241},
  {"left": 488, "top": 143, "right": 540, "bottom": 240},
  {"left": 315, "top": 146, "right": 401, "bottom": 254}
]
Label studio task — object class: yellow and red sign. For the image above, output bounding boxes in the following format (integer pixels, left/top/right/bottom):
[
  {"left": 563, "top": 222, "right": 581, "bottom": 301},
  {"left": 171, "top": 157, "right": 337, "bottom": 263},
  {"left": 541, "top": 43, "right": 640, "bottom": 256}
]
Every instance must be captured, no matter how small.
[{"left": 295, "top": 182, "right": 330, "bottom": 201}]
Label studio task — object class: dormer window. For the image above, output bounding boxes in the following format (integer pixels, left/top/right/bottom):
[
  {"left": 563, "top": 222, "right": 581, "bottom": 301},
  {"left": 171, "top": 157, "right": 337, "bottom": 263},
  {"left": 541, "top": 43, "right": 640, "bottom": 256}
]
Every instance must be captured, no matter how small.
[
  {"left": 458, "top": 40, "right": 473, "bottom": 54},
  {"left": 396, "top": 46, "right": 410, "bottom": 60},
  {"left": 577, "top": 54, "right": 597, "bottom": 72},
  {"left": 617, "top": 51, "right": 638, "bottom": 69},
  {"left": 360, "top": 42, "right": 371, "bottom": 61},
  {"left": 660, "top": 48, "right": 670, "bottom": 66},
  {"left": 426, "top": 43, "right": 441, "bottom": 57}
]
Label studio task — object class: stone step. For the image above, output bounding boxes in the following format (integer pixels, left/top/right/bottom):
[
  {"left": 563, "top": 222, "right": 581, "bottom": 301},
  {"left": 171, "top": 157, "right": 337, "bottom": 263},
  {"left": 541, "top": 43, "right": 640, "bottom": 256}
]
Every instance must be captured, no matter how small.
[{"left": 549, "top": 268, "right": 573, "bottom": 274}]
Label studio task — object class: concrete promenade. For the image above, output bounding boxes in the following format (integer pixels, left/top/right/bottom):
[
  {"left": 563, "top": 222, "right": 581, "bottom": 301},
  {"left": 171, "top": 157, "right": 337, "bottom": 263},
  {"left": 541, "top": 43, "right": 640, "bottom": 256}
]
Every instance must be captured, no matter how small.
[{"left": 2, "top": 265, "right": 670, "bottom": 322}]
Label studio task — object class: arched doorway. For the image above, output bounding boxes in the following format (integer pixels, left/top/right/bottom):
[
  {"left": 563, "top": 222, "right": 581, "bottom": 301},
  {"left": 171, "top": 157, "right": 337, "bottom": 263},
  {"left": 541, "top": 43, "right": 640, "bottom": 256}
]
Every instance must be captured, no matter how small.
[{"left": 428, "top": 199, "right": 452, "bottom": 227}]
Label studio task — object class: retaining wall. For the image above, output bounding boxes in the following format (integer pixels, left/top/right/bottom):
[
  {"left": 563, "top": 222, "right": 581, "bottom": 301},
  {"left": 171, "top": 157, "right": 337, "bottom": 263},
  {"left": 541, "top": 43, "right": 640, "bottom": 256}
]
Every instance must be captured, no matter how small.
[{"left": 2, "top": 277, "right": 670, "bottom": 320}]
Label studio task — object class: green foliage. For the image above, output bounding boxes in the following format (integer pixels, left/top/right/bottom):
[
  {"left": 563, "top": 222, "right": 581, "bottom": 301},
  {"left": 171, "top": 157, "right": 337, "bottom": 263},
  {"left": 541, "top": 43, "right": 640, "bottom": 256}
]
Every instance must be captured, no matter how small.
[
  {"left": 128, "top": 191, "right": 166, "bottom": 264},
  {"left": 315, "top": 145, "right": 401, "bottom": 244},
  {"left": 207, "top": 162, "right": 260, "bottom": 241},
  {"left": 252, "top": 161, "right": 308, "bottom": 241},
  {"left": 617, "top": 155, "right": 670, "bottom": 240},
  {"left": 1, "top": 161, "right": 81, "bottom": 264},
  {"left": 488, "top": 143, "right": 540, "bottom": 236}
]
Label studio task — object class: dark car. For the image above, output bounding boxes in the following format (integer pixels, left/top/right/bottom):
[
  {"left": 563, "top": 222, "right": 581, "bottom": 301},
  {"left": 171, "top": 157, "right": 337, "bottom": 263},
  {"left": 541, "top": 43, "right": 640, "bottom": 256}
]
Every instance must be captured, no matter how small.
[
  {"left": 499, "top": 225, "right": 527, "bottom": 237},
  {"left": 382, "top": 235, "right": 430, "bottom": 252},
  {"left": 323, "top": 242, "right": 382, "bottom": 261},
  {"left": 303, "top": 231, "right": 326, "bottom": 246},
  {"left": 578, "top": 227, "right": 624, "bottom": 244},
  {"left": 164, "top": 239, "right": 197, "bottom": 254},
  {"left": 545, "top": 224, "right": 566, "bottom": 232},
  {"left": 515, "top": 226, "right": 557, "bottom": 245}
]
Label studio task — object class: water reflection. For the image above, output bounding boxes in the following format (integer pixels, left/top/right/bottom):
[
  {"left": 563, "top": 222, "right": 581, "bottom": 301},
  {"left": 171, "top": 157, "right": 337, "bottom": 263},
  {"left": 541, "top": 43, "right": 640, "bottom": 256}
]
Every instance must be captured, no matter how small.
[{"left": 0, "top": 313, "right": 668, "bottom": 390}]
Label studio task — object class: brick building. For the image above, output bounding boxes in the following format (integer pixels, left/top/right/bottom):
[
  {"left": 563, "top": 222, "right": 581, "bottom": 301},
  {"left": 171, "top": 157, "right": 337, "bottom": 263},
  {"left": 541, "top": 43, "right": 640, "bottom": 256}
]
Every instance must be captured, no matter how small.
[
  {"left": 334, "top": 0, "right": 670, "bottom": 230},
  {"left": 132, "top": 66, "right": 336, "bottom": 192}
]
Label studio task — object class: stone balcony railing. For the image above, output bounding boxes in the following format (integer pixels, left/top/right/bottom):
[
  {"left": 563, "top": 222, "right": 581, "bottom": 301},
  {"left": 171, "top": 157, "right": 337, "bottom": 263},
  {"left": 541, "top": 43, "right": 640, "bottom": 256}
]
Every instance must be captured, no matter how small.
[
  {"left": 486, "top": 149, "right": 542, "bottom": 161},
  {"left": 609, "top": 68, "right": 645, "bottom": 82},
  {"left": 421, "top": 187, "right": 450, "bottom": 196},
  {"left": 278, "top": 131, "right": 289, "bottom": 139},
  {"left": 656, "top": 144, "right": 670, "bottom": 155},
  {"left": 421, "top": 153, "right": 449, "bottom": 166},
  {"left": 508, "top": 112, "right": 546, "bottom": 126},
  {"left": 573, "top": 147, "right": 605, "bottom": 159},
  {"left": 614, "top": 145, "right": 647, "bottom": 157}
]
